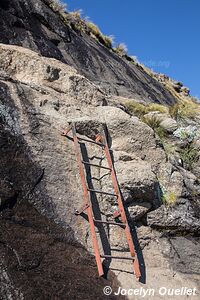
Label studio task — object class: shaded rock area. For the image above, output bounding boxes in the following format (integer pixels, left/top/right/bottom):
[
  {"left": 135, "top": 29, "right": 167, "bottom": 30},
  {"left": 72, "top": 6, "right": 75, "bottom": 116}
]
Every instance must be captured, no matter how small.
[
  {"left": 0, "top": 0, "right": 177, "bottom": 103},
  {"left": 0, "top": 200, "right": 124, "bottom": 300},
  {"left": 0, "top": 115, "right": 123, "bottom": 300}
]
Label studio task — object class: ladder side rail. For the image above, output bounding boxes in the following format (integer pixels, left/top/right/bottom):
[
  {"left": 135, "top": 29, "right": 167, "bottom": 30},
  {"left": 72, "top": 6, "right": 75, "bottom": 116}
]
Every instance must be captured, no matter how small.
[
  {"left": 71, "top": 123, "right": 104, "bottom": 277},
  {"left": 101, "top": 130, "right": 141, "bottom": 279}
]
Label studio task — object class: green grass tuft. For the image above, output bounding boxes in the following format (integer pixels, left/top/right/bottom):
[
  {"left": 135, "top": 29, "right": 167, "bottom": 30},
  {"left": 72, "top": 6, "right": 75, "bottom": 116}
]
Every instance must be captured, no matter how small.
[
  {"left": 125, "top": 101, "right": 147, "bottom": 117},
  {"left": 125, "top": 100, "right": 169, "bottom": 140},
  {"left": 179, "top": 144, "right": 199, "bottom": 170},
  {"left": 141, "top": 115, "right": 167, "bottom": 140},
  {"left": 163, "top": 142, "right": 177, "bottom": 155},
  {"left": 162, "top": 191, "right": 177, "bottom": 205},
  {"left": 141, "top": 115, "right": 161, "bottom": 130}
]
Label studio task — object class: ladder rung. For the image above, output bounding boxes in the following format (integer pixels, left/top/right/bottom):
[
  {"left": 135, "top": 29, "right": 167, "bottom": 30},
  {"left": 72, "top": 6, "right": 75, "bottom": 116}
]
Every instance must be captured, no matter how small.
[
  {"left": 100, "top": 254, "right": 134, "bottom": 260},
  {"left": 87, "top": 188, "right": 118, "bottom": 197},
  {"left": 77, "top": 136, "right": 104, "bottom": 147},
  {"left": 94, "top": 219, "right": 126, "bottom": 226},
  {"left": 82, "top": 161, "right": 111, "bottom": 171}
]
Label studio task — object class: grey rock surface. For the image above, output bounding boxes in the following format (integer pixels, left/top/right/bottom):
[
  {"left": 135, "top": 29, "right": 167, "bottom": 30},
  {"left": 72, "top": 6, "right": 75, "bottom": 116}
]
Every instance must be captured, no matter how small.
[
  {"left": 128, "top": 202, "right": 152, "bottom": 221},
  {"left": 147, "top": 198, "right": 200, "bottom": 234},
  {"left": 0, "top": 0, "right": 177, "bottom": 103},
  {"left": 0, "top": 3, "right": 200, "bottom": 297},
  {"left": 160, "top": 117, "right": 178, "bottom": 133},
  {"left": 161, "top": 236, "right": 200, "bottom": 274}
]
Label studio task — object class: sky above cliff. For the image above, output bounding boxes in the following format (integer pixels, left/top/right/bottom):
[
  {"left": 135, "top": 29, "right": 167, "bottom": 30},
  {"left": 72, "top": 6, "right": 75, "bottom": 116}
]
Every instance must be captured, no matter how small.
[{"left": 67, "top": 0, "right": 200, "bottom": 98}]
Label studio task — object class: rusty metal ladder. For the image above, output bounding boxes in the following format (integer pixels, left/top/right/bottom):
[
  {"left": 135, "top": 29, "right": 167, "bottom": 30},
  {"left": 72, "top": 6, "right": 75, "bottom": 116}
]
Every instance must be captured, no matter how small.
[{"left": 62, "top": 122, "right": 141, "bottom": 280}]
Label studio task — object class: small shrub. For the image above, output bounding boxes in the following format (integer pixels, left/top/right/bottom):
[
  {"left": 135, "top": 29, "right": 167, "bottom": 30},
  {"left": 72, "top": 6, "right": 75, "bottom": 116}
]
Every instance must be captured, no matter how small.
[
  {"left": 159, "top": 183, "right": 177, "bottom": 205},
  {"left": 67, "top": 10, "right": 85, "bottom": 32},
  {"left": 130, "top": 55, "right": 139, "bottom": 63},
  {"left": 125, "top": 100, "right": 169, "bottom": 140},
  {"left": 87, "top": 22, "right": 100, "bottom": 37},
  {"left": 141, "top": 115, "right": 167, "bottom": 140},
  {"left": 103, "top": 35, "right": 113, "bottom": 48},
  {"left": 169, "top": 103, "right": 179, "bottom": 119},
  {"left": 154, "top": 126, "right": 167, "bottom": 141},
  {"left": 168, "top": 192, "right": 177, "bottom": 205},
  {"left": 179, "top": 144, "right": 199, "bottom": 170},
  {"left": 69, "top": 9, "right": 82, "bottom": 19},
  {"left": 142, "top": 115, "right": 161, "bottom": 130}
]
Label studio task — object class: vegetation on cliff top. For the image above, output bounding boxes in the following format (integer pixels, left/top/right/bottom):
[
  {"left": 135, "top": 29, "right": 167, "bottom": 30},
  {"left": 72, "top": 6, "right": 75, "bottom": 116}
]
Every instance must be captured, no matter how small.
[
  {"left": 46, "top": 0, "right": 199, "bottom": 105},
  {"left": 44, "top": 0, "right": 114, "bottom": 49},
  {"left": 44, "top": 0, "right": 138, "bottom": 64}
]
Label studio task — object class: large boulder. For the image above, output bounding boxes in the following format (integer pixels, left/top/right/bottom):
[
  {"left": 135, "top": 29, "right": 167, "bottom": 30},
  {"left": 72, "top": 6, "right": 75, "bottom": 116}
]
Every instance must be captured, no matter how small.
[
  {"left": 160, "top": 236, "right": 200, "bottom": 274},
  {"left": 159, "top": 117, "right": 178, "bottom": 133},
  {"left": 97, "top": 106, "right": 167, "bottom": 172},
  {"left": 114, "top": 159, "right": 157, "bottom": 204},
  {"left": 65, "top": 106, "right": 167, "bottom": 172},
  {"left": 147, "top": 198, "right": 200, "bottom": 234}
]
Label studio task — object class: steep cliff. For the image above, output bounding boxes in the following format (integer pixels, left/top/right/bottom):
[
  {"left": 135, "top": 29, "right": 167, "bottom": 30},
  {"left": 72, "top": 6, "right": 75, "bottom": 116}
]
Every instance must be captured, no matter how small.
[{"left": 0, "top": 0, "right": 178, "bottom": 103}]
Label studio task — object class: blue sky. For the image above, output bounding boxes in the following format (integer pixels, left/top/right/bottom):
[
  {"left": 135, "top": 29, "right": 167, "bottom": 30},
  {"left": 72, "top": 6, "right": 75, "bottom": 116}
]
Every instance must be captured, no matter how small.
[{"left": 66, "top": 0, "right": 200, "bottom": 98}]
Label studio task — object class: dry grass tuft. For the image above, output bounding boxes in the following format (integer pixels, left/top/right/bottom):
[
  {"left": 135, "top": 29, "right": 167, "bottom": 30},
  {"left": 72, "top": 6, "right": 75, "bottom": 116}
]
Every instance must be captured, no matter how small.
[
  {"left": 169, "top": 99, "right": 200, "bottom": 120},
  {"left": 48, "top": 0, "right": 67, "bottom": 14},
  {"left": 87, "top": 22, "right": 113, "bottom": 48},
  {"left": 125, "top": 100, "right": 168, "bottom": 117},
  {"left": 113, "top": 43, "right": 128, "bottom": 56}
]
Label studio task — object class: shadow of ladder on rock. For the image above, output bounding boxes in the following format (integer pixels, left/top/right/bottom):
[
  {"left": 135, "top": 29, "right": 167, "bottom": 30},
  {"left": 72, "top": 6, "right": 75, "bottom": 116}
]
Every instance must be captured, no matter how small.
[{"left": 61, "top": 122, "right": 141, "bottom": 280}]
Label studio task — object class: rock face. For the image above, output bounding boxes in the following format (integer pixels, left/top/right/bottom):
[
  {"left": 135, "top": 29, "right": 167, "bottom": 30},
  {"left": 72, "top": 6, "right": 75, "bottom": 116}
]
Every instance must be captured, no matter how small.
[
  {"left": 0, "top": 179, "right": 17, "bottom": 209},
  {"left": 0, "top": 42, "right": 199, "bottom": 299},
  {"left": 147, "top": 198, "right": 200, "bottom": 234},
  {"left": 114, "top": 159, "right": 157, "bottom": 203},
  {"left": 0, "top": 0, "right": 177, "bottom": 103},
  {"left": 0, "top": 200, "right": 122, "bottom": 300},
  {"left": 0, "top": 1, "right": 200, "bottom": 299}
]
